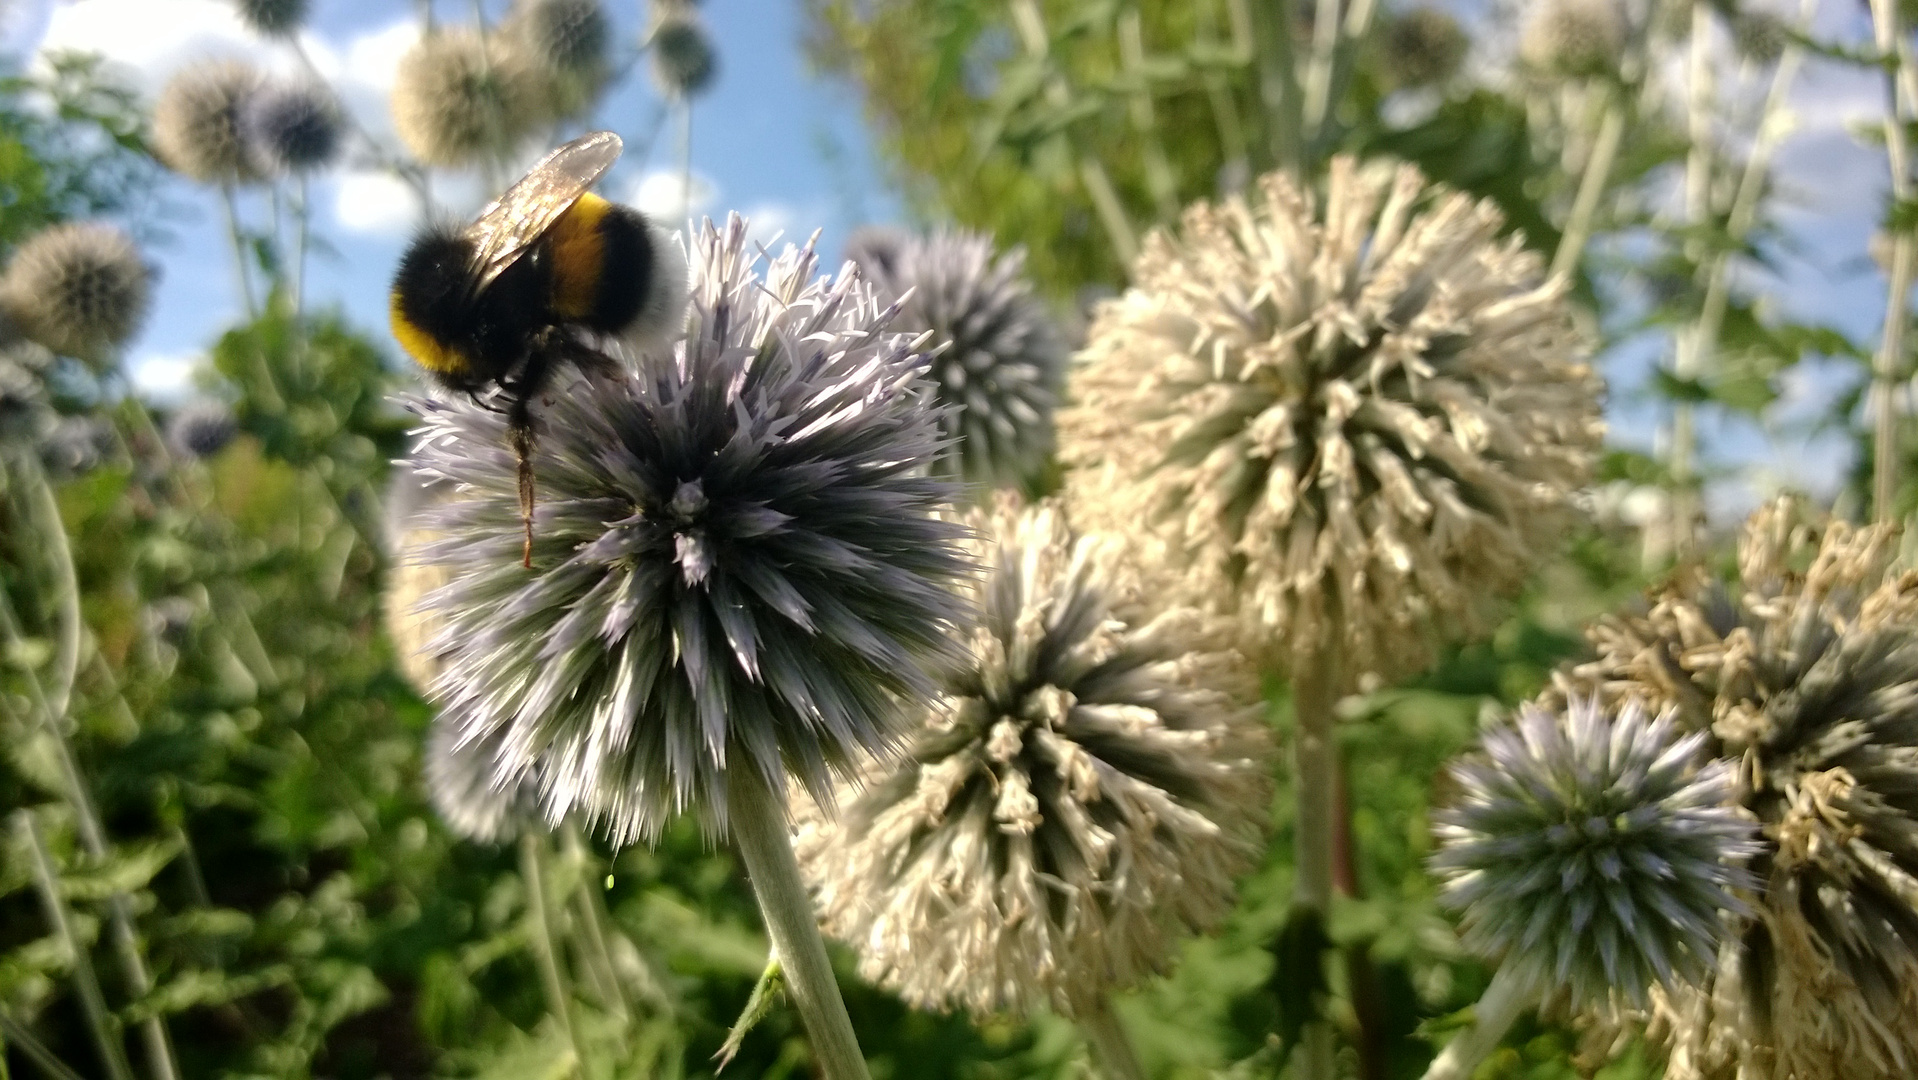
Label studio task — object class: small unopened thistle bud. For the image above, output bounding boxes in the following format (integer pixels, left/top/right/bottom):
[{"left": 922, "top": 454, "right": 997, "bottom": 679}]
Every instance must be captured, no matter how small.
[
  {"left": 233, "top": 0, "right": 308, "bottom": 37},
  {"left": 1381, "top": 7, "right": 1469, "bottom": 88},
  {"left": 1520, "top": 0, "right": 1626, "bottom": 79},
  {"left": 851, "top": 230, "right": 1066, "bottom": 490},
  {"left": 243, "top": 81, "right": 344, "bottom": 175},
  {"left": 167, "top": 399, "right": 236, "bottom": 459},
  {"left": 1, "top": 223, "right": 152, "bottom": 368},
  {"left": 1561, "top": 496, "right": 1918, "bottom": 1080},
  {"left": 153, "top": 59, "right": 265, "bottom": 183},
  {"left": 1061, "top": 159, "right": 1600, "bottom": 687},
  {"left": 1433, "top": 697, "right": 1757, "bottom": 1010},
  {"left": 410, "top": 216, "right": 970, "bottom": 843},
  {"left": 797, "top": 498, "right": 1272, "bottom": 1017},
  {"left": 648, "top": 6, "right": 717, "bottom": 99},
  {"left": 391, "top": 29, "right": 540, "bottom": 168}
]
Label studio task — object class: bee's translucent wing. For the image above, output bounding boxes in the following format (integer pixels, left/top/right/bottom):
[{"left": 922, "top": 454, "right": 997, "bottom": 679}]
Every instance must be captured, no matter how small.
[{"left": 465, "top": 130, "right": 623, "bottom": 294}]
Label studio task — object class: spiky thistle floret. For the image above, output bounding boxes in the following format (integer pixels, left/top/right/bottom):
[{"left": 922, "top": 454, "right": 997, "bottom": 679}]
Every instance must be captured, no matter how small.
[
  {"left": 648, "top": 6, "right": 717, "bottom": 98},
  {"left": 795, "top": 497, "right": 1272, "bottom": 1018},
  {"left": 153, "top": 59, "right": 264, "bottom": 183},
  {"left": 424, "top": 720, "right": 539, "bottom": 843},
  {"left": 1381, "top": 7, "right": 1469, "bottom": 88},
  {"left": 391, "top": 29, "right": 541, "bottom": 168},
  {"left": 1556, "top": 496, "right": 1918, "bottom": 1080},
  {"left": 244, "top": 81, "right": 343, "bottom": 175},
  {"left": 167, "top": 399, "right": 237, "bottom": 459},
  {"left": 0, "top": 223, "right": 151, "bottom": 368},
  {"left": 1519, "top": 0, "right": 1626, "bottom": 79},
  {"left": 1060, "top": 158, "right": 1600, "bottom": 688},
  {"left": 851, "top": 230, "right": 1066, "bottom": 491},
  {"left": 234, "top": 0, "right": 307, "bottom": 36},
  {"left": 410, "top": 215, "right": 971, "bottom": 844},
  {"left": 1433, "top": 697, "right": 1757, "bottom": 1011}
]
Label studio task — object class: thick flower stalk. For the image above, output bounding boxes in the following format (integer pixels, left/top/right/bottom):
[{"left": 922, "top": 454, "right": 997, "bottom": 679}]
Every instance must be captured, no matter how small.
[
  {"left": 1553, "top": 497, "right": 1918, "bottom": 1080},
  {"left": 851, "top": 231, "right": 1066, "bottom": 490},
  {"left": 797, "top": 498, "right": 1271, "bottom": 1021},
  {"left": 1060, "top": 157, "right": 1600, "bottom": 685}
]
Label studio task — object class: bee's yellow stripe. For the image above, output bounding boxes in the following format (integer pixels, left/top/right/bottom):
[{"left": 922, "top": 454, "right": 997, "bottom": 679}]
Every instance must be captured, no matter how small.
[
  {"left": 546, "top": 192, "right": 610, "bottom": 321},
  {"left": 390, "top": 291, "right": 469, "bottom": 377}
]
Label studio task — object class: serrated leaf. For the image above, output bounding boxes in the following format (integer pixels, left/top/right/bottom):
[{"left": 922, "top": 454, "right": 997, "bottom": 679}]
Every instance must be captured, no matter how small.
[
  {"left": 715, "top": 955, "right": 783, "bottom": 1072},
  {"left": 123, "top": 965, "right": 293, "bottom": 1023},
  {"left": 471, "top": 1019, "right": 578, "bottom": 1080},
  {"left": 58, "top": 838, "right": 181, "bottom": 901}
]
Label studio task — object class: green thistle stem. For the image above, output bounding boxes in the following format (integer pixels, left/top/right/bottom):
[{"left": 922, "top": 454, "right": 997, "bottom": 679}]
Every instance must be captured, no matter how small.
[
  {"left": 559, "top": 825, "right": 635, "bottom": 1021},
  {"left": 1547, "top": 95, "right": 1623, "bottom": 281},
  {"left": 0, "top": 1006, "right": 91, "bottom": 1080},
  {"left": 219, "top": 183, "right": 259, "bottom": 321},
  {"left": 1078, "top": 995, "right": 1148, "bottom": 1080},
  {"left": 518, "top": 833, "right": 584, "bottom": 1067},
  {"left": 1417, "top": 966, "right": 1534, "bottom": 1080},
  {"left": 1293, "top": 650, "right": 1339, "bottom": 1080},
  {"left": 1871, "top": 0, "right": 1915, "bottom": 521},
  {"left": 18, "top": 808, "right": 135, "bottom": 1080},
  {"left": 728, "top": 763, "right": 871, "bottom": 1080}
]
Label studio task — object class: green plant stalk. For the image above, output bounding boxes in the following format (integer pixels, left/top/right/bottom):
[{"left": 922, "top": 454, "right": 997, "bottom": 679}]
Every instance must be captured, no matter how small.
[
  {"left": 728, "top": 762, "right": 872, "bottom": 1080},
  {"left": 1245, "top": 0, "right": 1301, "bottom": 169},
  {"left": 558, "top": 826, "right": 632, "bottom": 1021},
  {"left": 1292, "top": 649, "right": 1339, "bottom": 1080},
  {"left": 1078, "top": 995, "right": 1148, "bottom": 1080},
  {"left": 1547, "top": 98, "right": 1624, "bottom": 281},
  {"left": 0, "top": 1006, "right": 91, "bottom": 1080},
  {"left": 1416, "top": 966, "right": 1535, "bottom": 1080},
  {"left": 1119, "top": 6, "right": 1180, "bottom": 222},
  {"left": 18, "top": 809, "right": 135, "bottom": 1080},
  {"left": 1668, "top": 0, "right": 1717, "bottom": 556},
  {"left": 519, "top": 833, "right": 586, "bottom": 1068},
  {"left": 1, "top": 455, "right": 180, "bottom": 1080},
  {"left": 1298, "top": 0, "right": 1341, "bottom": 145},
  {"left": 1871, "top": 0, "right": 1915, "bottom": 521},
  {"left": 219, "top": 183, "right": 260, "bottom": 321}
]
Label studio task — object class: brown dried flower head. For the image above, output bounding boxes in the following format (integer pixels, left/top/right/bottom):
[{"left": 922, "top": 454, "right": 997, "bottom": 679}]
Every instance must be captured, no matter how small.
[
  {"left": 1556, "top": 496, "right": 1918, "bottom": 1080},
  {"left": 796, "top": 497, "right": 1272, "bottom": 1018},
  {"left": 1060, "top": 158, "right": 1601, "bottom": 688}
]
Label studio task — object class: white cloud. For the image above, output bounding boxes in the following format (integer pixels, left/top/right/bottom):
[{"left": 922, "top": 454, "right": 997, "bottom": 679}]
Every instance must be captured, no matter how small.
[
  {"left": 625, "top": 168, "right": 718, "bottom": 223},
  {"left": 35, "top": 0, "right": 294, "bottom": 94},
  {"left": 130, "top": 350, "right": 199, "bottom": 400},
  {"left": 739, "top": 201, "right": 802, "bottom": 252},
  {"left": 332, "top": 169, "right": 425, "bottom": 235}
]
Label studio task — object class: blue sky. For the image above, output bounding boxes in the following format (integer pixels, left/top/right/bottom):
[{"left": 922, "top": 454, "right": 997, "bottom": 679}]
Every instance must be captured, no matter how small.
[{"left": 2, "top": 0, "right": 1901, "bottom": 518}]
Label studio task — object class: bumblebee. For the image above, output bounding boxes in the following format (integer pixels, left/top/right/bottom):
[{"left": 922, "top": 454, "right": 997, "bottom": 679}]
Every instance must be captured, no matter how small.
[{"left": 389, "top": 130, "right": 687, "bottom": 566}]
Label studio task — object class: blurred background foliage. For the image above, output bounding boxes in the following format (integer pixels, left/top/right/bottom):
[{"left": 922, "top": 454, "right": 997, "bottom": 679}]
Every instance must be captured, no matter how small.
[{"left": 0, "top": 0, "right": 1904, "bottom": 1076}]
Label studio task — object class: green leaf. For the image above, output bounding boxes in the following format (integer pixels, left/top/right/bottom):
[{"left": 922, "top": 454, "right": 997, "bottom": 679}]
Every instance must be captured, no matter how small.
[
  {"left": 123, "top": 966, "right": 293, "bottom": 1023},
  {"left": 59, "top": 838, "right": 181, "bottom": 901},
  {"left": 715, "top": 955, "right": 784, "bottom": 1072}
]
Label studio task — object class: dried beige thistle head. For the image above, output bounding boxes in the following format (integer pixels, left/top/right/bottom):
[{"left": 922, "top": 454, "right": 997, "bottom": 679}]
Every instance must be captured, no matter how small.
[
  {"left": 1552, "top": 496, "right": 1918, "bottom": 1080},
  {"left": 1060, "top": 157, "right": 1601, "bottom": 689},
  {"left": 795, "top": 497, "right": 1272, "bottom": 1018}
]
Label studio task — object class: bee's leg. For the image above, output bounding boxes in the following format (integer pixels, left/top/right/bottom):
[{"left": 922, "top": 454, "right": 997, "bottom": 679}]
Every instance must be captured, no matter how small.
[{"left": 508, "top": 390, "right": 536, "bottom": 569}]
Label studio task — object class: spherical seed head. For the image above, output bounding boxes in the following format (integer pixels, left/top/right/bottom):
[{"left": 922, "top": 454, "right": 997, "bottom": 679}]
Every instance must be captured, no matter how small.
[
  {"left": 166, "top": 399, "right": 236, "bottom": 459},
  {"left": 1558, "top": 496, "right": 1918, "bottom": 1079},
  {"left": 152, "top": 59, "right": 264, "bottom": 183},
  {"left": 410, "top": 215, "right": 972, "bottom": 844},
  {"left": 796, "top": 497, "right": 1273, "bottom": 1018},
  {"left": 1060, "top": 159, "right": 1601, "bottom": 688},
  {"left": 1381, "top": 7, "right": 1469, "bottom": 88},
  {"left": 424, "top": 720, "right": 538, "bottom": 843},
  {"left": 391, "top": 29, "right": 540, "bottom": 168},
  {"left": 852, "top": 230, "right": 1067, "bottom": 491},
  {"left": 1, "top": 223, "right": 152, "bottom": 368},
  {"left": 1433, "top": 697, "right": 1757, "bottom": 1011},
  {"left": 244, "top": 81, "right": 343, "bottom": 175},
  {"left": 1520, "top": 0, "right": 1626, "bottom": 79},
  {"left": 508, "top": 0, "right": 609, "bottom": 75},
  {"left": 648, "top": 8, "right": 717, "bottom": 98},
  {"left": 1732, "top": 12, "right": 1788, "bottom": 64},
  {"left": 234, "top": 0, "right": 307, "bottom": 36},
  {"left": 841, "top": 225, "right": 910, "bottom": 280}
]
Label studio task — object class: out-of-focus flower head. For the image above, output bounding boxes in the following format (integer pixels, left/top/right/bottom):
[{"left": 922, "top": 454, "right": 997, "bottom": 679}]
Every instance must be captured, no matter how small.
[
  {"left": 244, "top": 81, "right": 344, "bottom": 175},
  {"left": 391, "top": 28, "right": 541, "bottom": 168},
  {"left": 648, "top": 1, "right": 717, "bottom": 99},
  {"left": 153, "top": 59, "right": 265, "bottom": 183},
  {"left": 0, "top": 223, "right": 153, "bottom": 370},
  {"left": 167, "top": 399, "right": 237, "bottom": 460},
  {"left": 1380, "top": 6, "right": 1469, "bottom": 88},
  {"left": 1520, "top": 0, "right": 1627, "bottom": 79}
]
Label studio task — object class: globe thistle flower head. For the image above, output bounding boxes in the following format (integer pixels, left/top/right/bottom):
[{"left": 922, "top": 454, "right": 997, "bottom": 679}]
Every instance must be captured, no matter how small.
[
  {"left": 152, "top": 59, "right": 264, "bottom": 183},
  {"left": 796, "top": 497, "right": 1273, "bottom": 1017},
  {"left": 1381, "top": 7, "right": 1469, "bottom": 89},
  {"left": 1732, "top": 12, "right": 1789, "bottom": 64},
  {"left": 1060, "top": 158, "right": 1601, "bottom": 689},
  {"left": 502, "top": 0, "right": 613, "bottom": 122},
  {"left": 425, "top": 720, "right": 541, "bottom": 843},
  {"left": 840, "top": 225, "right": 909, "bottom": 280},
  {"left": 1563, "top": 496, "right": 1918, "bottom": 1079},
  {"left": 167, "top": 399, "right": 237, "bottom": 459},
  {"left": 0, "top": 223, "right": 152, "bottom": 369},
  {"left": 243, "top": 82, "right": 343, "bottom": 175},
  {"left": 410, "top": 215, "right": 971, "bottom": 844},
  {"left": 1432, "top": 696, "right": 1757, "bottom": 1011},
  {"left": 391, "top": 29, "right": 539, "bottom": 168},
  {"left": 234, "top": 0, "right": 307, "bottom": 36},
  {"left": 1520, "top": 0, "right": 1626, "bottom": 79},
  {"left": 648, "top": 7, "right": 717, "bottom": 99},
  {"left": 851, "top": 230, "right": 1066, "bottom": 491}
]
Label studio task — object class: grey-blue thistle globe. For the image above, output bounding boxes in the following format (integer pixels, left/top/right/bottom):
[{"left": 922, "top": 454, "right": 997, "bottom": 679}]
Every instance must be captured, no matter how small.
[
  {"left": 648, "top": 5, "right": 717, "bottom": 99},
  {"left": 1432, "top": 696, "right": 1757, "bottom": 1011},
  {"left": 796, "top": 497, "right": 1272, "bottom": 1017},
  {"left": 167, "top": 399, "right": 237, "bottom": 460},
  {"left": 243, "top": 81, "right": 343, "bottom": 175},
  {"left": 503, "top": 0, "right": 614, "bottom": 122},
  {"left": 234, "top": 0, "right": 307, "bottom": 37},
  {"left": 407, "top": 215, "right": 971, "bottom": 843},
  {"left": 152, "top": 59, "right": 264, "bottom": 183},
  {"left": 0, "top": 223, "right": 152, "bottom": 369},
  {"left": 1564, "top": 497, "right": 1918, "bottom": 1080},
  {"left": 424, "top": 721, "right": 537, "bottom": 844},
  {"left": 851, "top": 230, "right": 1066, "bottom": 491}
]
